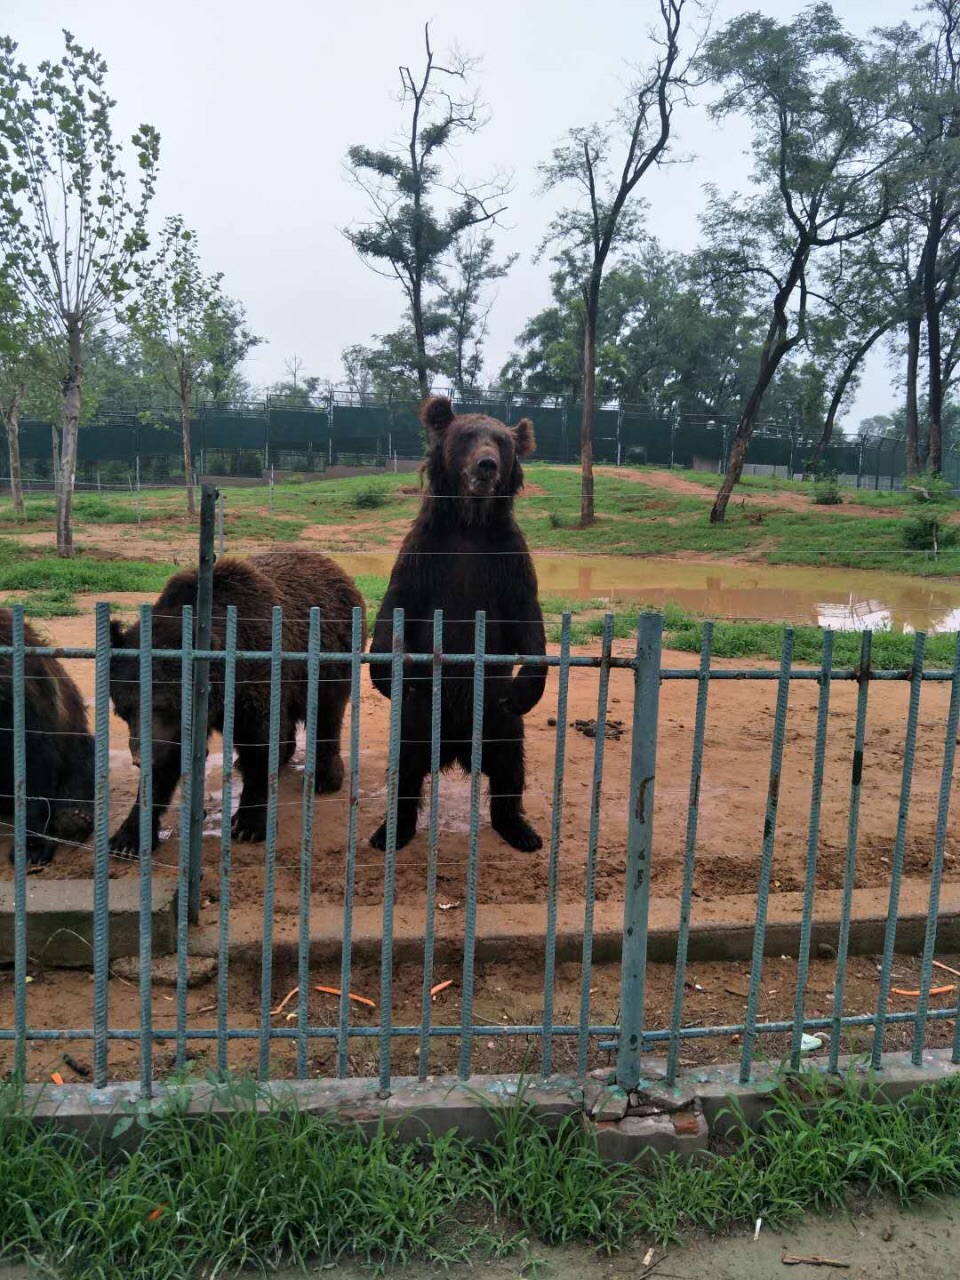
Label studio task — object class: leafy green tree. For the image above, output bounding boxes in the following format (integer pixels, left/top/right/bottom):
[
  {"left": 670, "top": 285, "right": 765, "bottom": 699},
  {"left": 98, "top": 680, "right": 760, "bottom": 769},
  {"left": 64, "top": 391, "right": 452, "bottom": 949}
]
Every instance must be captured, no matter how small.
[
  {"left": 866, "top": 2, "right": 960, "bottom": 474},
  {"left": 340, "top": 331, "right": 425, "bottom": 404},
  {"left": 438, "top": 232, "right": 516, "bottom": 394},
  {"left": 701, "top": 6, "right": 892, "bottom": 523},
  {"left": 539, "top": 0, "right": 693, "bottom": 524},
  {"left": 0, "top": 271, "right": 40, "bottom": 517},
  {"left": 344, "top": 23, "right": 509, "bottom": 399},
  {"left": 0, "top": 31, "right": 159, "bottom": 554},
  {"left": 128, "top": 215, "right": 260, "bottom": 512},
  {"left": 340, "top": 345, "right": 375, "bottom": 404},
  {"left": 875, "top": 2, "right": 960, "bottom": 474},
  {"left": 201, "top": 294, "right": 259, "bottom": 406}
]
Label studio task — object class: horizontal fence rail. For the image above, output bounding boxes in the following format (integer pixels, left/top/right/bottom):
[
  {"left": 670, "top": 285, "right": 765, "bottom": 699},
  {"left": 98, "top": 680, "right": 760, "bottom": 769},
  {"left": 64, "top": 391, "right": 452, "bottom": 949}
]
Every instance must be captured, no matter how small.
[{"left": 1, "top": 604, "right": 959, "bottom": 1096}]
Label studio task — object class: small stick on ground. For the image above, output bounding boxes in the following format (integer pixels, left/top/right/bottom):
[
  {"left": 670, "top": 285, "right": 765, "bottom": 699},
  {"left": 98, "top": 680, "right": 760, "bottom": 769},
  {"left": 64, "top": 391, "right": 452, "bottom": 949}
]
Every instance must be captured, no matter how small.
[
  {"left": 782, "top": 1255, "right": 850, "bottom": 1269},
  {"left": 270, "top": 986, "right": 299, "bottom": 1016},
  {"left": 933, "top": 959, "right": 960, "bottom": 980}
]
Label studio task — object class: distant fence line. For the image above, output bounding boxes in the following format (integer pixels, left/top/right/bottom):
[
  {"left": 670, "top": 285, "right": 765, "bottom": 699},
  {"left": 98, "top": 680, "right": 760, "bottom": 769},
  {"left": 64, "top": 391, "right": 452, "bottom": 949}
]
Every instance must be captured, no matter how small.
[{"left": 5, "top": 395, "right": 956, "bottom": 491}]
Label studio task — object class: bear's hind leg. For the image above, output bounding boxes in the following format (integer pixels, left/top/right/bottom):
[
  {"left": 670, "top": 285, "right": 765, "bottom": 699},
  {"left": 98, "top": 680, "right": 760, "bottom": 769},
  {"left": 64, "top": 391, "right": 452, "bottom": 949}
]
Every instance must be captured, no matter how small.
[{"left": 484, "top": 713, "right": 542, "bottom": 853}]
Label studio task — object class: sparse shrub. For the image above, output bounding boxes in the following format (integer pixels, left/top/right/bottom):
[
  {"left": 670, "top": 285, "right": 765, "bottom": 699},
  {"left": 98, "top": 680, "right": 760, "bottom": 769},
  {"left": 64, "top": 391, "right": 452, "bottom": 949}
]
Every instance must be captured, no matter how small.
[
  {"left": 811, "top": 474, "right": 842, "bottom": 505},
  {"left": 908, "top": 471, "right": 955, "bottom": 504},
  {"left": 901, "top": 511, "right": 958, "bottom": 554},
  {"left": 353, "top": 485, "right": 387, "bottom": 510}
]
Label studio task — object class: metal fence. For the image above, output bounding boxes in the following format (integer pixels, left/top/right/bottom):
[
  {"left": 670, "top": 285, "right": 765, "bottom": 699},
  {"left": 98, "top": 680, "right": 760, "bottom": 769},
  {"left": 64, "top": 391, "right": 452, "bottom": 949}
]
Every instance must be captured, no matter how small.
[
  {"left": 3, "top": 601, "right": 960, "bottom": 1096},
  {"left": 9, "top": 396, "right": 957, "bottom": 491}
]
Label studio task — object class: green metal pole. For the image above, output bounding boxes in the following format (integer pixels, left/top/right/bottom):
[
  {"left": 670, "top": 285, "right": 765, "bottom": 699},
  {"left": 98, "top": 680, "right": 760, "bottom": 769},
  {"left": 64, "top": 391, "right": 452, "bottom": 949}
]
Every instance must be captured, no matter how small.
[
  {"left": 187, "top": 483, "right": 218, "bottom": 923},
  {"left": 616, "top": 611, "right": 663, "bottom": 1090}
]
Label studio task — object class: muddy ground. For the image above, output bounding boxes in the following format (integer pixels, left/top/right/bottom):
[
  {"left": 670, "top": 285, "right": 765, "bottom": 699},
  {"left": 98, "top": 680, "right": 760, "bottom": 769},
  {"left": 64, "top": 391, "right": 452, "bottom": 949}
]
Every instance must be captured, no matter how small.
[{"left": 1, "top": 602, "right": 959, "bottom": 1081}]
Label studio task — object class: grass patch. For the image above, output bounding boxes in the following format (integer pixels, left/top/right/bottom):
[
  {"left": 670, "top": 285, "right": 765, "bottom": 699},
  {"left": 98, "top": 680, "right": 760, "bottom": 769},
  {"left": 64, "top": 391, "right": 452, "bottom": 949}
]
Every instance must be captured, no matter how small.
[
  {"left": 3, "top": 464, "right": 959, "bottom": 573},
  {"left": 554, "top": 601, "right": 959, "bottom": 667},
  {"left": 1, "top": 587, "right": 81, "bottom": 617},
  {"left": 3, "top": 1072, "right": 960, "bottom": 1277},
  {"left": 0, "top": 541, "right": 175, "bottom": 595}
]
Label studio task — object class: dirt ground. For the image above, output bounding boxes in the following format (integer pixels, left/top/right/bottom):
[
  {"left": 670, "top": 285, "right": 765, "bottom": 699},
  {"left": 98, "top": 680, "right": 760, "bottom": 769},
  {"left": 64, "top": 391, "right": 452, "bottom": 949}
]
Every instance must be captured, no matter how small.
[
  {"left": 8, "top": 602, "right": 957, "bottom": 911},
  {"left": 1, "top": 600, "right": 959, "bottom": 1082}
]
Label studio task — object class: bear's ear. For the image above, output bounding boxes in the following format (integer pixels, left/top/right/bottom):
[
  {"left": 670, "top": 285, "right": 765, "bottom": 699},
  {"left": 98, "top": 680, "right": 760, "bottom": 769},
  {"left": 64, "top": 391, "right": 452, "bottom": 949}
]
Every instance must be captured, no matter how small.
[
  {"left": 513, "top": 418, "right": 536, "bottom": 458},
  {"left": 109, "top": 619, "right": 128, "bottom": 650},
  {"left": 420, "top": 395, "right": 455, "bottom": 437}
]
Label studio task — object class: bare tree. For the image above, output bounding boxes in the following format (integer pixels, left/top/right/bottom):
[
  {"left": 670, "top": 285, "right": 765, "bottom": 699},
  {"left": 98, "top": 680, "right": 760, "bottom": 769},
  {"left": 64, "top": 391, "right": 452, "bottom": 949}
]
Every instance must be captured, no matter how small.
[
  {"left": 344, "top": 23, "right": 510, "bottom": 400},
  {"left": 0, "top": 32, "right": 159, "bottom": 555},
  {"left": 539, "top": 1, "right": 695, "bottom": 525}
]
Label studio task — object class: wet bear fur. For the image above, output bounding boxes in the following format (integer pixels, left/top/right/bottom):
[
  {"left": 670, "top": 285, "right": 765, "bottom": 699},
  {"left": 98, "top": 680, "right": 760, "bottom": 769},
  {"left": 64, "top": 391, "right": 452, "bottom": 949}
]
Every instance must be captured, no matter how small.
[
  {"left": 369, "top": 395, "right": 546, "bottom": 852},
  {"left": 109, "top": 548, "right": 365, "bottom": 854},
  {"left": 0, "top": 612, "right": 95, "bottom": 866}
]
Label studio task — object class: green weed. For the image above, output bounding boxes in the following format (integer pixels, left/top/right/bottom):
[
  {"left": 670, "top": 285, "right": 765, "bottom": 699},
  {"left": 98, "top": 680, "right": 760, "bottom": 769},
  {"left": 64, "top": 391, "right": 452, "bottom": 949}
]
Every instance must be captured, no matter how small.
[{"left": 3, "top": 1073, "right": 960, "bottom": 1276}]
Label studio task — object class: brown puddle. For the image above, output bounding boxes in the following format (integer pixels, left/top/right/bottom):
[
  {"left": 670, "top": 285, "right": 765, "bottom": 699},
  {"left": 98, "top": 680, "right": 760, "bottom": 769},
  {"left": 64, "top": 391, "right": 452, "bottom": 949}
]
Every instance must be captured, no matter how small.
[{"left": 332, "top": 552, "right": 960, "bottom": 634}]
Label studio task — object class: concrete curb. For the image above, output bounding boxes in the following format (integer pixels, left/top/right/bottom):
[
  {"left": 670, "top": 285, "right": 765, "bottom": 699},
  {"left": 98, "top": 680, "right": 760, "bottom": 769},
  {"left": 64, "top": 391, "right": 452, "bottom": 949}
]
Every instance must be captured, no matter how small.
[
  {"left": 10, "top": 877, "right": 960, "bottom": 970},
  {"left": 0, "top": 879, "right": 177, "bottom": 966},
  {"left": 13, "top": 1050, "right": 960, "bottom": 1163},
  {"left": 189, "top": 879, "right": 960, "bottom": 969}
]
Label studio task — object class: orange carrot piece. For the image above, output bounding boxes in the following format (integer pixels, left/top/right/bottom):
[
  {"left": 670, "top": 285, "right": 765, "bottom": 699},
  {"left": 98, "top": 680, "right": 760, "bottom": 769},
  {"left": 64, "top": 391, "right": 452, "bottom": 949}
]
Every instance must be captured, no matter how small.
[
  {"left": 315, "top": 984, "right": 376, "bottom": 1009},
  {"left": 430, "top": 980, "right": 454, "bottom": 998},
  {"left": 50, "top": 1072, "right": 64, "bottom": 1085},
  {"left": 146, "top": 1206, "right": 166, "bottom": 1223},
  {"left": 891, "top": 984, "right": 955, "bottom": 998}
]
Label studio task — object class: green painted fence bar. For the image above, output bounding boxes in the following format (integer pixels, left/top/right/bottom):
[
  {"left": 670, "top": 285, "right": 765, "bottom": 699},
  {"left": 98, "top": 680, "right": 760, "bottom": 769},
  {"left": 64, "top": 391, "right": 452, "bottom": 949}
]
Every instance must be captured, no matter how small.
[
  {"left": 616, "top": 612, "right": 664, "bottom": 1093},
  {"left": 2, "top": 594, "right": 960, "bottom": 1091}
]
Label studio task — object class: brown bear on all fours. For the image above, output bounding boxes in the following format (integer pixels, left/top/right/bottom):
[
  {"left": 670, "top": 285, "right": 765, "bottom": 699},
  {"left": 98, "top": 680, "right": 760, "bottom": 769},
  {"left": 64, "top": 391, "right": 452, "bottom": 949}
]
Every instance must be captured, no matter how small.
[
  {"left": 368, "top": 395, "right": 546, "bottom": 853},
  {"left": 109, "top": 548, "right": 365, "bottom": 855},
  {"left": 0, "top": 611, "right": 95, "bottom": 866}
]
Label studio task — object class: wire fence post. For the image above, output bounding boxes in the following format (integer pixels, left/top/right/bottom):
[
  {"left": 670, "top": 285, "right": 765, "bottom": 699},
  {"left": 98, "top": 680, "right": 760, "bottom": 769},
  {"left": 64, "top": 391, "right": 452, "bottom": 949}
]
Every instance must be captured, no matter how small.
[
  {"left": 616, "top": 611, "right": 663, "bottom": 1092},
  {"left": 135, "top": 455, "right": 142, "bottom": 528},
  {"left": 187, "top": 484, "right": 218, "bottom": 923},
  {"left": 217, "top": 491, "right": 225, "bottom": 557}
]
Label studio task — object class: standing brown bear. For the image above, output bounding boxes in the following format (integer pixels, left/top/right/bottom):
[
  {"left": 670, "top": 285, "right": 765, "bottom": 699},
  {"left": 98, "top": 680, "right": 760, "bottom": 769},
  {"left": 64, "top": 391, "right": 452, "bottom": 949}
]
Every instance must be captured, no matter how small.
[
  {"left": 109, "top": 549, "right": 365, "bottom": 854},
  {"left": 369, "top": 395, "right": 546, "bottom": 852}
]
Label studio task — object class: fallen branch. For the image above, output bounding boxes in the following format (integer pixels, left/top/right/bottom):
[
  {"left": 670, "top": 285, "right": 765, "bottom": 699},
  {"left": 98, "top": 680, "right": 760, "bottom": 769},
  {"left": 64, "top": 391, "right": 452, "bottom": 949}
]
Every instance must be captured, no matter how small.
[{"left": 933, "top": 960, "right": 960, "bottom": 980}]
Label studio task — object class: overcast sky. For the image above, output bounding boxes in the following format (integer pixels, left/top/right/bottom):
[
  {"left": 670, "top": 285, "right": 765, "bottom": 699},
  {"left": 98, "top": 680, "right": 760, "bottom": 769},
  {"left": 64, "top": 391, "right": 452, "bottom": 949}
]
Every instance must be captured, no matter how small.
[{"left": 5, "top": 0, "right": 925, "bottom": 427}]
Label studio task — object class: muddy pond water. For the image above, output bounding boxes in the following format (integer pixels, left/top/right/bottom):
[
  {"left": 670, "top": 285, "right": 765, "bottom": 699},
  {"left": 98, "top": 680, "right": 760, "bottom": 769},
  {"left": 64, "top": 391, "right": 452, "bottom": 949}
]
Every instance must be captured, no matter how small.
[{"left": 332, "top": 551, "right": 960, "bottom": 634}]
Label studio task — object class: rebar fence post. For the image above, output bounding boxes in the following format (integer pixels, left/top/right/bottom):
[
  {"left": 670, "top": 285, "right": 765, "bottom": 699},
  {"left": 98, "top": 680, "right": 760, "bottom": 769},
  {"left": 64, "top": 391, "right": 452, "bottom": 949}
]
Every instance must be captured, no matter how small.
[
  {"left": 616, "top": 611, "right": 663, "bottom": 1091},
  {"left": 187, "top": 484, "right": 218, "bottom": 923}
]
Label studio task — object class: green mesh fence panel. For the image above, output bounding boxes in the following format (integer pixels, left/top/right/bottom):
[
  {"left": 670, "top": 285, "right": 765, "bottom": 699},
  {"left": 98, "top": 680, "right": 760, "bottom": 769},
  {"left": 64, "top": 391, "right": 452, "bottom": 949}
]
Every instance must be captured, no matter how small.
[
  {"left": 622, "top": 411, "right": 674, "bottom": 465},
  {"left": 504, "top": 405, "right": 567, "bottom": 461},
  {"left": 267, "top": 407, "right": 329, "bottom": 444},
  {"left": 201, "top": 409, "right": 268, "bottom": 452}
]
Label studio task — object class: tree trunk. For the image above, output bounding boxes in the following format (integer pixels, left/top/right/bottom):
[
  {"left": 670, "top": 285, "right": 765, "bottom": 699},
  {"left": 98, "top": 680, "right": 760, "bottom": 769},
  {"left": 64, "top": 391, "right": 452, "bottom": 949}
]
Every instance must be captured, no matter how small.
[
  {"left": 412, "top": 278, "right": 430, "bottom": 401},
  {"left": 806, "top": 321, "right": 895, "bottom": 476},
  {"left": 2, "top": 382, "right": 26, "bottom": 521},
  {"left": 926, "top": 319, "right": 945, "bottom": 474},
  {"left": 924, "top": 207, "right": 944, "bottom": 473},
  {"left": 56, "top": 317, "right": 83, "bottom": 558},
  {"left": 180, "top": 394, "right": 197, "bottom": 517},
  {"left": 711, "top": 348, "right": 787, "bottom": 524},
  {"left": 905, "top": 312, "right": 922, "bottom": 478},
  {"left": 580, "top": 299, "right": 597, "bottom": 526}
]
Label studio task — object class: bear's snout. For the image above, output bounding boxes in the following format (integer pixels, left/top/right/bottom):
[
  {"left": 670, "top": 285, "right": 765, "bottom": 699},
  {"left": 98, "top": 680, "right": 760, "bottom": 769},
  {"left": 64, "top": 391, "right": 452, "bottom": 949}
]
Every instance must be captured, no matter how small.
[{"left": 465, "top": 451, "right": 501, "bottom": 493}]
